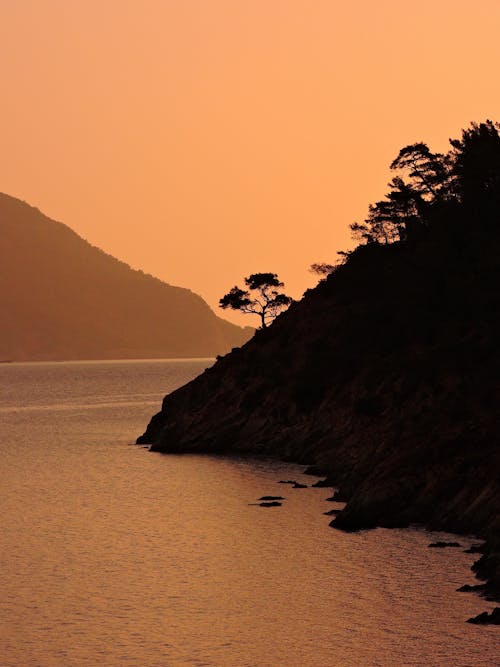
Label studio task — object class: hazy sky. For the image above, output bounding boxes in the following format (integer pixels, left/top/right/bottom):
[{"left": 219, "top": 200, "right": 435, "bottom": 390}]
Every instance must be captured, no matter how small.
[{"left": 2, "top": 1, "right": 500, "bottom": 323}]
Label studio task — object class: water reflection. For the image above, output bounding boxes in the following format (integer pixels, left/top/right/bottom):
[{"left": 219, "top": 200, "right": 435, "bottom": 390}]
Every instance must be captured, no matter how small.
[{"left": 0, "top": 361, "right": 497, "bottom": 666}]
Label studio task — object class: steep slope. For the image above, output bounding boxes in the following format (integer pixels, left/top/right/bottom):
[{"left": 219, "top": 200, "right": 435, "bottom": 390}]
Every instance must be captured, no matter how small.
[
  {"left": 0, "top": 193, "right": 252, "bottom": 360},
  {"left": 138, "top": 217, "right": 500, "bottom": 602}
]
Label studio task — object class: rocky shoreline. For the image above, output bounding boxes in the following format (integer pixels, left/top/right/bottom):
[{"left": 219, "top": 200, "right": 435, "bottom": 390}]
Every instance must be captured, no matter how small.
[{"left": 138, "top": 212, "right": 499, "bottom": 622}]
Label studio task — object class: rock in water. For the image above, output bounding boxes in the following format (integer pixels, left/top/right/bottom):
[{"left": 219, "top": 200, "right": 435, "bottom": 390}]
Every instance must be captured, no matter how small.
[
  {"left": 457, "top": 584, "right": 484, "bottom": 593},
  {"left": 466, "top": 608, "right": 500, "bottom": 625},
  {"left": 311, "top": 478, "right": 332, "bottom": 488}
]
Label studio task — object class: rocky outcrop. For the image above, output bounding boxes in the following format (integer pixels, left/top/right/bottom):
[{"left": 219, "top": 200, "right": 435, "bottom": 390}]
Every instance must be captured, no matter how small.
[
  {"left": 138, "top": 217, "right": 500, "bottom": 605},
  {"left": 467, "top": 608, "right": 500, "bottom": 625}
]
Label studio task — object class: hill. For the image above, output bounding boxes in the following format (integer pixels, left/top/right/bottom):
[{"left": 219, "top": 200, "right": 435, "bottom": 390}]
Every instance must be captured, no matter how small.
[
  {"left": 0, "top": 193, "right": 252, "bottom": 360},
  {"left": 138, "top": 122, "right": 500, "bottom": 619}
]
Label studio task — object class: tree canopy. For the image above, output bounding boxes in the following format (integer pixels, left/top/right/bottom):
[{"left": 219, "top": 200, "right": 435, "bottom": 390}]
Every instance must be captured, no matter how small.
[
  {"left": 350, "top": 120, "right": 500, "bottom": 245},
  {"left": 219, "top": 273, "right": 292, "bottom": 328}
]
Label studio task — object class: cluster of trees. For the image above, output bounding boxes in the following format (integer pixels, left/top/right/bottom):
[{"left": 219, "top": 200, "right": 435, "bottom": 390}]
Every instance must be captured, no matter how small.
[
  {"left": 220, "top": 121, "right": 500, "bottom": 328},
  {"left": 350, "top": 120, "right": 500, "bottom": 244}
]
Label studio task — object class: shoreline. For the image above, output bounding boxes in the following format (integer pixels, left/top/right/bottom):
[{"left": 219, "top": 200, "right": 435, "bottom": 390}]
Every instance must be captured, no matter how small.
[{"left": 142, "top": 445, "right": 499, "bottom": 623}]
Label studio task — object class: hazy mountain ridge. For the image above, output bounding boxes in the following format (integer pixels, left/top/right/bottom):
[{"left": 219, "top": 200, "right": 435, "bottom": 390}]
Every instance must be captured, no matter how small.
[{"left": 0, "top": 193, "right": 252, "bottom": 360}]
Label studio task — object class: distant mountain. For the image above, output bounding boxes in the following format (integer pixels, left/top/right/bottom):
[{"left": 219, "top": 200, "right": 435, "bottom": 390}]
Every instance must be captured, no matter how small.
[{"left": 0, "top": 193, "right": 252, "bottom": 361}]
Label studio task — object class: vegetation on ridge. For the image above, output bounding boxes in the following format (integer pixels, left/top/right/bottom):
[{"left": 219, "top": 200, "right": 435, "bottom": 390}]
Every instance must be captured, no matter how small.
[
  {"left": 350, "top": 120, "right": 500, "bottom": 245},
  {"left": 219, "top": 272, "right": 292, "bottom": 328},
  {"left": 138, "top": 121, "right": 500, "bottom": 615}
]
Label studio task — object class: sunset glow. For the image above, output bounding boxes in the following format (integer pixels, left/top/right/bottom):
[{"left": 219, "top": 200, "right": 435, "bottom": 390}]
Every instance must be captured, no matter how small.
[{"left": 2, "top": 0, "right": 500, "bottom": 321}]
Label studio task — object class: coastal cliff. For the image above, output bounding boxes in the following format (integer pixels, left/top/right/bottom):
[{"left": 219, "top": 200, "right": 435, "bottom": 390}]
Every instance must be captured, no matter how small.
[
  {"left": 138, "top": 229, "right": 499, "bottom": 598},
  {"left": 138, "top": 124, "right": 500, "bottom": 609}
]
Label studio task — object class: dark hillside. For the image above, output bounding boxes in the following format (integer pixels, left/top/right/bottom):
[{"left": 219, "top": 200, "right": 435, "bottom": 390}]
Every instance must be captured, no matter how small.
[
  {"left": 0, "top": 193, "right": 252, "bottom": 360},
  {"left": 138, "top": 123, "right": 500, "bottom": 611}
]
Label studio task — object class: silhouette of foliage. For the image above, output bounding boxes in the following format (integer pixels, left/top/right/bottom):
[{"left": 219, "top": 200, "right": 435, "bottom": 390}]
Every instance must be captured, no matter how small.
[
  {"left": 310, "top": 253, "right": 350, "bottom": 282},
  {"left": 350, "top": 120, "right": 500, "bottom": 245},
  {"left": 219, "top": 272, "right": 292, "bottom": 328},
  {"left": 450, "top": 120, "right": 500, "bottom": 212},
  {"left": 309, "top": 263, "right": 336, "bottom": 276},
  {"left": 390, "top": 142, "right": 451, "bottom": 200}
]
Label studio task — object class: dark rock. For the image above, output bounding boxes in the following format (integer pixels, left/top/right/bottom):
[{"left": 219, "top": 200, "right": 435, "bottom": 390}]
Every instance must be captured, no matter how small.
[
  {"left": 464, "top": 544, "right": 485, "bottom": 554},
  {"left": 428, "top": 541, "right": 462, "bottom": 548},
  {"left": 258, "top": 496, "right": 285, "bottom": 501},
  {"left": 466, "top": 608, "right": 500, "bottom": 625},
  {"left": 486, "top": 606, "right": 500, "bottom": 623},
  {"left": 324, "top": 509, "right": 342, "bottom": 516},
  {"left": 258, "top": 501, "right": 282, "bottom": 507},
  {"left": 354, "top": 395, "right": 385, "bottom": 417},
  {"left": 457, "top": 584, "right": 485, "bottom": 593},
  {"left": 467, "top": 611, "right": 490, "bottom": 624},
  {"left": 292, "top": 482, "right": 308, "bottom": 488},
  {"left": 303, "top": 465, "right": 327, "bottom": 476},
  {"left": 471, "top": 549, "right": 500, "bottom": 601},
  {"left": 311, "top": 478, "right": 332, "bottom": 488}
]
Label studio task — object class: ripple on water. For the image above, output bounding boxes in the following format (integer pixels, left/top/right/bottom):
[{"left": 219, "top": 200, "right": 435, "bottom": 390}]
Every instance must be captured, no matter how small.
[{"left": 0, "top": 360, "right": 498, "bottom": 667}]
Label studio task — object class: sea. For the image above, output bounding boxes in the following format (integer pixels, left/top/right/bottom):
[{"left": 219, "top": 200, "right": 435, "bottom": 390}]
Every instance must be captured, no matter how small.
[{"left": 0, "top": 359, "right": 498, "bottom": 667}]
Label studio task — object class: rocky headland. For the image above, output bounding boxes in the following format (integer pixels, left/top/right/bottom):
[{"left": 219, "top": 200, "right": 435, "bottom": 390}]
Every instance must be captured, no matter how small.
[{"left": 138, "top": 123, "right": 500, "bottom": 618}]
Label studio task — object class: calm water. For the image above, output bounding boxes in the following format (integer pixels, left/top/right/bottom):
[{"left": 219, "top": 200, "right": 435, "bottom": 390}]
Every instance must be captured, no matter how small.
[{"left": 0, "top": 360, "right": 498, "bottom": 667}]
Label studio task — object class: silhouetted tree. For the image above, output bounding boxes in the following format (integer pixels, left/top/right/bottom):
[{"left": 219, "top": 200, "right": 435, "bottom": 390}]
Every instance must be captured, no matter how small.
[
  {"left": 310, "top": 262, "right": 336, "bottom": 276},
  {"left": 310, "top": 253, "right": 349, "bottom": 279},
  {"left": 352, "top": 144, "right": 452, "bottom": 244},
  {"left": 390, "top": 142, "right": 451, "bottom": 201},
  {"left": 219, "top": 273, "right": 292, "bottom": 328},
  {"left": 450, "top": 120, "right": 500, "bottom": 209},
  {"left": 351, "top": 121, "right": 500, "bottom": 245}
]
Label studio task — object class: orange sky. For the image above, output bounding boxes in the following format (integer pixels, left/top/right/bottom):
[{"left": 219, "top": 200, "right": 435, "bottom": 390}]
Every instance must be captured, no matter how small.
[{"left": 1, "top": 1, "right": 500, "bottom": 324}]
